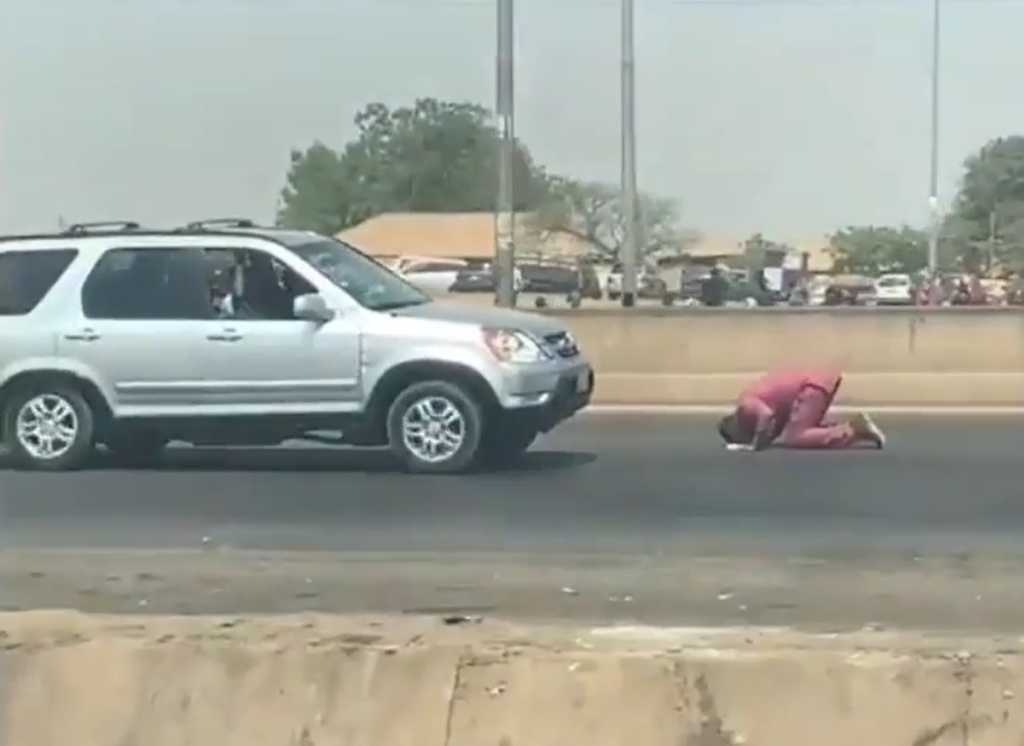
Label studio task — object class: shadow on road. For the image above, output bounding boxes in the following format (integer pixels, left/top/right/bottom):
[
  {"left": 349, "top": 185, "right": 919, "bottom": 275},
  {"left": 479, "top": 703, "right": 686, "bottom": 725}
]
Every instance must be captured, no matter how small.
[{"left": 71, "top": 446, "right": 599, "bottom": 475}]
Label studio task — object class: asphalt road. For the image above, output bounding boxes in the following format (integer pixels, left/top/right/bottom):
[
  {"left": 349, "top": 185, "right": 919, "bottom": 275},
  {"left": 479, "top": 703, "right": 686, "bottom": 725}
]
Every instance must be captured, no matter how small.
[
  {"left": 1, "top": 413, "right": 1024, "bottom": 630},
  {"left": 1, "top": 413, "right": 1022, "bottom": 549}
]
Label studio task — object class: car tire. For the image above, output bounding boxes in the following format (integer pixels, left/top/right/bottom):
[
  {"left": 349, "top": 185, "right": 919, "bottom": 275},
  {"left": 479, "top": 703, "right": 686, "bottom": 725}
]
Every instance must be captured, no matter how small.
[
  {"left": 476, "top": 425, "right": 537, "bottom": 467},
  {"left": 386, "top": 380, "right": 484, "bottom": 474},
  {"left": 3, "top": 384, "right": 95, "bottom": 471},
  {"left": 106, "top": 430, "right": 168, "bottom": 467}
]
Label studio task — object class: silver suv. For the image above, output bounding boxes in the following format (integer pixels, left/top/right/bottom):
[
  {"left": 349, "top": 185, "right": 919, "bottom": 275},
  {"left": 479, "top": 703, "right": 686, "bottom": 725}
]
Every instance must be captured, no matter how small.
[{"left": 0, "top": 219, "right": 594, "bottom": 473}]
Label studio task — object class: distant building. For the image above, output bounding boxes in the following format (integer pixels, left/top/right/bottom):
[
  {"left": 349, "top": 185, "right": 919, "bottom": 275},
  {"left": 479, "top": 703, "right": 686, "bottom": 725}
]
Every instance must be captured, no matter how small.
[
  {"left": 337, "top": 213, "right": 836, "bottom": 273},
  {"left": 680, "top": 235, "right": 834, "bottom": 273},
  {"left": 336, "top": 212, "right": 592, "bottom": 264}
]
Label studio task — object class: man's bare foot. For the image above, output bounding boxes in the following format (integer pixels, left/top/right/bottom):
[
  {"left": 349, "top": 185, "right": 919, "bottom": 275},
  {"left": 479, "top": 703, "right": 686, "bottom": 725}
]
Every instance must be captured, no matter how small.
[{"left": 850, "top": 411, "right": 886, "bottom": 449}]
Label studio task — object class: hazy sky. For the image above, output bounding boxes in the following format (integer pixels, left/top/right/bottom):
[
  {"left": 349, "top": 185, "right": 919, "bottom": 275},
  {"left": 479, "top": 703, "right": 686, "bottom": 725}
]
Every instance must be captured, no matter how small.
[{"left": 2, "top": 0, "right": 1021, "bottom": 240}]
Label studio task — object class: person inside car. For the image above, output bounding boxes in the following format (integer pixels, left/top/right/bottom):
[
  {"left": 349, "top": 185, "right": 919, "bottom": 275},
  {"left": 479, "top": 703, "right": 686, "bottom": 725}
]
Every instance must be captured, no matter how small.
[{"left": 219, "top": 250, "right": 314, "bottom": 320}]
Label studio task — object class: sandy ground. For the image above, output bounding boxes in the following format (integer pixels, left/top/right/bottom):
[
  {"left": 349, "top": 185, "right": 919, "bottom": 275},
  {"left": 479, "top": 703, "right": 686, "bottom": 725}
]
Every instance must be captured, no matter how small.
[{"left": 5, "top": 548, "right": 1024, "bottom": 634}]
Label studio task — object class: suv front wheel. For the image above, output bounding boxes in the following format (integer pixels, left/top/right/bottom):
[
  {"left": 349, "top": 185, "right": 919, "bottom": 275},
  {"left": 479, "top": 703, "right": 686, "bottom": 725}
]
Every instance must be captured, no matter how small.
[
  {"left": 3, "top": 385, "right": 96, "bottom": 471},
  {"left": 386, "top": 380, "right": 484, "bottom": 474}
]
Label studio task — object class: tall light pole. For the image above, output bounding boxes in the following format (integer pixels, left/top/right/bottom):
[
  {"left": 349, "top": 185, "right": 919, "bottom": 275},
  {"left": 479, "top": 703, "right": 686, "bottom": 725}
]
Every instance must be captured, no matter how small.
[
  {"left": 495, "top": 0, "right": 516, "bottom": 308},
  {"left": 620, "top": 0, "right": 639, "bottom": 307},
  {"left": 927, "top": 0, "right": 941, "bottom": 273}
]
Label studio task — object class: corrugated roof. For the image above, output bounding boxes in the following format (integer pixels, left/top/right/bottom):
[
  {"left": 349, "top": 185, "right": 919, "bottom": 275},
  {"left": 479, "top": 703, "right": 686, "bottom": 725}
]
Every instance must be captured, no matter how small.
[
  {"left": 337, "top": 213, "right": 835, "bottom": 271},
  {"left": 336, "top": 212, "right": 592, "bottom": 260}
]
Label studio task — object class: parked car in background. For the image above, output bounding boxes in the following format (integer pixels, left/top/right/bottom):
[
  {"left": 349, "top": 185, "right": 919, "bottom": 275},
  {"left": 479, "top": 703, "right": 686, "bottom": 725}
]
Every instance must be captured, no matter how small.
[
  {"left": 605, "top": 263, "right": 667, "bottom": 301},
  {"left": 604, "top": 263, "right": 631, "bottom": 300},
  {"left": 447, "top": 258, "right": 601, "bottom": 301},
  {"left": 873, "top": 273, "right": 913, "bottom": 306},
  {"left": 521, "top": 263, "right": 579, "bottom": 294},
  {"left": 394, "top": 257, "right": 468, "bottom": 294},
  {"left": 822, "top": 274, "right": 878, "bottom": 305},
  {"left": 449, "top": 264, "right": 496, "bottom": 293}
]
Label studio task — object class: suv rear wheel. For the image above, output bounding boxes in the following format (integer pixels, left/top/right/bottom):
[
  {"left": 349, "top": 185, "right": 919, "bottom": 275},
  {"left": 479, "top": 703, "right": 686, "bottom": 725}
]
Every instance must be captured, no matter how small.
[
  {"left": 3, "top": 385, "right": 95, "bottom": 471},
  {"left": 386, "top": 380, "right": 484, "bottom": 474}
]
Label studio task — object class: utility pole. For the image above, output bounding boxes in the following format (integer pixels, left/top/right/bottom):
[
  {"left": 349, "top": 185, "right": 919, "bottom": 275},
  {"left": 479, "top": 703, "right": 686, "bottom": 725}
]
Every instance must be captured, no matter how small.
[
  {"left": 927, "top": 0, "right": 941, "bottom": 273},
  {"left": 620, "top": 0, "right": 639, "bottom": 307},
  {"left": 988, "top": 209, "right": 998, "bottom": 270},
  {"left": 494, "top": 0, "right": 516, "bottom": 308}
]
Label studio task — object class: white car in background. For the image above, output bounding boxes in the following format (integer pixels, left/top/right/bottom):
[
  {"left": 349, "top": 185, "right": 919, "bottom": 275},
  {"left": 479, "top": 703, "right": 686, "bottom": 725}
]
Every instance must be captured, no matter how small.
[
  {"left": 393, "top": 256, "right": 468, "bottom": 294},
  {"left": 604, "top": 263, "right": 664, "bottom": 301},
  {"left": 874, "top": 273, "right": 914, "bottom": 306}
]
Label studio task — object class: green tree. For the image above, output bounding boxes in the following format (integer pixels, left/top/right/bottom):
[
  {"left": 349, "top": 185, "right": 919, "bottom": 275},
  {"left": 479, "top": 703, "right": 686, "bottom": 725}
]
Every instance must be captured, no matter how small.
[
  {"left": 530, "top": 177, "right": 696, "bottom": 261},
  {"left": 276, "top": 143, "right": 366, "bottom": 236},
  {"left": 277, "top": 98, "right": 551, "bottom": 234},
  {"left": 947, "top": 136, "right": 1024, "bottom": 270},
  {"left": 827, "top": 226, "right": 928, "bottom": 275}
]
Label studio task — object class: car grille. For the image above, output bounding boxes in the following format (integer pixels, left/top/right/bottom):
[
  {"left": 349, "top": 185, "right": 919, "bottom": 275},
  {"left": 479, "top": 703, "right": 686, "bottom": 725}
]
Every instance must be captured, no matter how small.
[{"left": 543, "top": 331, "right": 579, "bottom": 358}]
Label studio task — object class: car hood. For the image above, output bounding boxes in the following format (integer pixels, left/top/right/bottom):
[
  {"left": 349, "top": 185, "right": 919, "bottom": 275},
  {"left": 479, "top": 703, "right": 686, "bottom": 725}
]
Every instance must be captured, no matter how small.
[{"left": 391, "top": 301, "right": 567, "bottom": 338}]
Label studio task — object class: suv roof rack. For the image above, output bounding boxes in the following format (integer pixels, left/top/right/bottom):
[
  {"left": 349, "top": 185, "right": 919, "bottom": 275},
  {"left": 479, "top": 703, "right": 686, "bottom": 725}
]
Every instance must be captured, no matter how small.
[
  {"left": 180, "top": 218, "right": 258, "bottom": 231},
  {"left": 63, "top": 221, "right": 142, "bottom": 235}
]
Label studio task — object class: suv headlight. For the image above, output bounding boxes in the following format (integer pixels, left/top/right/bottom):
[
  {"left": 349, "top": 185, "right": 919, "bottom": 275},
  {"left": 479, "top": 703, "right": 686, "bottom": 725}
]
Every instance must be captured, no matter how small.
[{"left": 482, "top": 328, "right": 550, "bottom": 364}]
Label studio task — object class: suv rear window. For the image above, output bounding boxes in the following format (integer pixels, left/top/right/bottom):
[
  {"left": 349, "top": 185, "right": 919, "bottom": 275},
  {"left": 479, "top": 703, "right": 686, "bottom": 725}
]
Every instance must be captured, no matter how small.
[{"left": 0, "top": 248, "right": 79, "bottom": 315}]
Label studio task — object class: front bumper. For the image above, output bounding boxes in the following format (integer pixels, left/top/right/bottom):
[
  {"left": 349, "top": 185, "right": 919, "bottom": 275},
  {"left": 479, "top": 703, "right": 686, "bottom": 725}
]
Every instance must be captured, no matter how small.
[
  {"left": 543, "top": 366, "right": 594, "bottom": 430},
  {"left": 502, "top": 366, "right": 594, "bottom": 433}
]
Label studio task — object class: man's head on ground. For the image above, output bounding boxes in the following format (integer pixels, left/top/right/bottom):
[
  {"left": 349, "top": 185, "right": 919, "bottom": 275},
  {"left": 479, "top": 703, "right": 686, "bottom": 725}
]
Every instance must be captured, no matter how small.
[{"left": 718, "top": 411, "right": 754, "bottom": 445}]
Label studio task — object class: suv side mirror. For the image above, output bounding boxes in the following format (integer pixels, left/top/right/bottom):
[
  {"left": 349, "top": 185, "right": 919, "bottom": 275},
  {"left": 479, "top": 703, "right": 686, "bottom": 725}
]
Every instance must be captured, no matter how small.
[{"left": 293, "top": 293, "right": 334, "bottom": 322}]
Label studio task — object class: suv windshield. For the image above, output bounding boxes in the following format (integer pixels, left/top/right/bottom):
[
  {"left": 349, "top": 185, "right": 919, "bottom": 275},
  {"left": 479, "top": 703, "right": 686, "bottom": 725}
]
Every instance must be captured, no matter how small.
[{"left": 288, "top": 237, "right": 430, "bottom": 311}]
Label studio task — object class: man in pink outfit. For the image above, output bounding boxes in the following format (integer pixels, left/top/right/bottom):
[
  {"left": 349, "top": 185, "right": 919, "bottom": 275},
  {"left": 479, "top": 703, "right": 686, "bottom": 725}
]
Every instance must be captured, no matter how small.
[{"left": 717, "top": 368, "right": 886, "bottom": 451}]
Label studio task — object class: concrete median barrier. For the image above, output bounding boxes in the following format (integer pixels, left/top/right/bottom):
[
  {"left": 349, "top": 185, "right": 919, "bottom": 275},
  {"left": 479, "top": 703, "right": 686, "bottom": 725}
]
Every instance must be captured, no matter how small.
[
  {"left": 543, "top": 307, "right": 1024, "bottom": 374},
  {"left": 536, "top": 307, "right": 1024, "bottom": 406},
  {"left": 438, "top": 299, "right": 1024, "bottom": 404},
  {"left": 3, "top": 612, "right": 1024, "bottom": 746},
  {"left": 593, "top": 372, "right": 1024, "bottom": 406}
]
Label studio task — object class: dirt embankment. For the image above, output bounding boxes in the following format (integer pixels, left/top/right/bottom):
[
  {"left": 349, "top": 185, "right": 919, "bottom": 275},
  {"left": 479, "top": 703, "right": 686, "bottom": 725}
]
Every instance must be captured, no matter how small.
[{"left": 2, "top": 611, "right": 1023, "bottom": 746}]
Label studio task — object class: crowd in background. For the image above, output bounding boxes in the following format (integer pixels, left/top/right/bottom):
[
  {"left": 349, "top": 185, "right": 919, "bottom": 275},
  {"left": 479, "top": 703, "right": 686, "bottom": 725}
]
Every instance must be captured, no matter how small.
[
  {"left": 401, "top": 251, "right": 1024, "bottom": 308},
  {"left": 671, "top": 264, "right": 1024, "bottom": 308}
]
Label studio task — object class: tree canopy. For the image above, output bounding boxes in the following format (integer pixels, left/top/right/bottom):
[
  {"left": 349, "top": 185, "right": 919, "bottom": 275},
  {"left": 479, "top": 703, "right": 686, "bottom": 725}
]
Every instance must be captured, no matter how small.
[
  {"left": 823, "top": 136, "right": 1024, "bottom": 276},
  {"left": 945, "top": 135, "right": 1024, "bottom": 271},
  {"left": 529, "top": 176, "right": 694, "bottom": 262},
  {"left": 827, "top": 225, "right": 928, "bottom": 275},
  {"left": 277, "top": 98, "right": 551, "bottom": 235},
  {"left": 277, "top": 99, "right": 1024, "bottom": 276}
]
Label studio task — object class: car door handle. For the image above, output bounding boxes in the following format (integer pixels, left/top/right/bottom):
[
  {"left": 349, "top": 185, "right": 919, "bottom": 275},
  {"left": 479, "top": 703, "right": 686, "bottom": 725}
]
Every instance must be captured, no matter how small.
[
  {"left": 63, "top": 330, "right": 101, "bottom": 342},
  {"left": 207, "top": 331, "right": 243, "bottom": 342}
]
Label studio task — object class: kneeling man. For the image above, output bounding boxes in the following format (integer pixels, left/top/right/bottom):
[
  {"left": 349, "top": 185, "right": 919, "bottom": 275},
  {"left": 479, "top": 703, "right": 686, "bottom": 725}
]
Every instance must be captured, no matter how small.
[{"left": 718, "top": 368, "right": 886, "bottom": 451}]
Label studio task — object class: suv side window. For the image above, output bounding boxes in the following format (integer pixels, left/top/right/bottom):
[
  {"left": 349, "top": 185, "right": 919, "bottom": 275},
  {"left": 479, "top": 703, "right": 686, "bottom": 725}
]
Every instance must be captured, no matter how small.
[
  {"left": 81, "top": 247, "right": 214, "bottom": 320},
  {"left": 205, "top": 247, "right": 316, "bottom": 321},
  {"left": 0, "top": 248, "right": 79, "bottom": 316}
]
